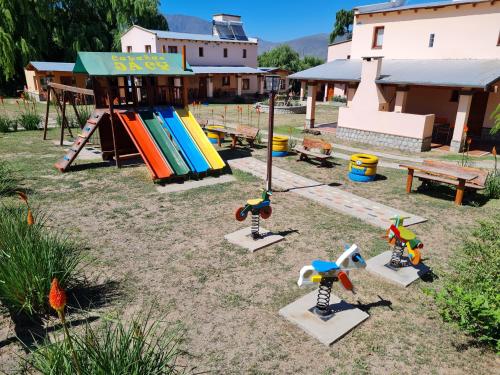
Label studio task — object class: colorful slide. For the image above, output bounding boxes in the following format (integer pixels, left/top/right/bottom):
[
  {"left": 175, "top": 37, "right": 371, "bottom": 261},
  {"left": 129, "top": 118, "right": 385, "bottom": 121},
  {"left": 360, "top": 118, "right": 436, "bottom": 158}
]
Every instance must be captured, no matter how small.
[
  {"left": 175, "top": 107, "right": 226, "bottom": 170},
  {"left": 117, "top": 111, "right": 173, "bottom": 180},
  {"left": 137, "top": 110, "right": 190, "bottom": 176},
  {"left": 155, "top": 107, "right": 210, "bottom": 174}
]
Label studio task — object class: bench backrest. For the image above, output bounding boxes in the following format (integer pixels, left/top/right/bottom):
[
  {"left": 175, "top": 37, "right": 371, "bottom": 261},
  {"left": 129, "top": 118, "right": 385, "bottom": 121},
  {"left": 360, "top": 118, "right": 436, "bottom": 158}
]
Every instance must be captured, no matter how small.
[
  {"left": 423, "top": 160, "right": 488, "bottom": 187},
  {"left": 303, "top": 137, "right": 332, "bottom": 155},
  {"left": 236, "top": 124, "right": 259, "bottom": 138}
]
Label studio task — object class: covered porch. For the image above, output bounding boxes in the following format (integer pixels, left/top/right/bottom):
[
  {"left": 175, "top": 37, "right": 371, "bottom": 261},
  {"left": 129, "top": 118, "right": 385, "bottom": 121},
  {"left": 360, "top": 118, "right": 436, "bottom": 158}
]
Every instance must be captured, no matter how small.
[
  {"left": 187, "top": 66, "right": 264, "bottom": 100},
  {"left": 289, "top": 58, "right": 500, "bottom": 153}
]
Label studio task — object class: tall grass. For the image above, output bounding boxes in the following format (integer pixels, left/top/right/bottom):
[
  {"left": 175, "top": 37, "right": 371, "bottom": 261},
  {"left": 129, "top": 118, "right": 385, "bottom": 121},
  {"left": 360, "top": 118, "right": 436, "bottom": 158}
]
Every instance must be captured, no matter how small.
[
  {"left": 0, "top": 161, "right": 17, "bottom": 196},
  {"left": 0, "top": 205, "right": 83, "bottom": 318},
  {"left": 16, "top": 97, "right": 42, "bottom": 131},
  {"left": 29, "top": 312, "right": 187, "bottom": 375}
]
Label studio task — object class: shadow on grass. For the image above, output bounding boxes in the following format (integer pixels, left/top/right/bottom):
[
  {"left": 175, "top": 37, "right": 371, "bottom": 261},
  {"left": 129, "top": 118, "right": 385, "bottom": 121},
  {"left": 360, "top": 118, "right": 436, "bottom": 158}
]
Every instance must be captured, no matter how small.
[
  {"left": 353, "top": 295, "right": 393, "bottom": 312},
  {"left": 276, "top": 228, "right": 299, "bottom": 237},
  {"left": 416, "top": 181, "right": 489, "bottom": 207}
]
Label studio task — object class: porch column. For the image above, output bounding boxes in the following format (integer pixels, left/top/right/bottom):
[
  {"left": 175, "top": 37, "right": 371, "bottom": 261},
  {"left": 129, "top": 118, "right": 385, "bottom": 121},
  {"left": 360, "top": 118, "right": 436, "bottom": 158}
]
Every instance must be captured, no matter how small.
[
  {"left": 394, "top": 86, "right": 409, "bottom": 113},
  {"left": 323, "top": 83, "right": 329, "bottom": 102},
  {"left": 305, "top": 82, "right": 317, "bottom": 128},
  {"left": 347, "top": 84, "right": 357, "bottom": 107},
  {"left": 285, "top": 77, "right": 290, "bottom": 90},
  {"left": 450, "top": 90, "right": 473, "bottom": 153},
  {"left": 207, "top": 75, "right": 213, "bottom": 98},
  {"left": 237, "top": 75, "right": 242, "bottom": 96},
  {"left": 259, "top": 76, "right": 265, "bottom": 94},
  {"left": 300, "top": 81, "right": 306, "bottom": 101}
]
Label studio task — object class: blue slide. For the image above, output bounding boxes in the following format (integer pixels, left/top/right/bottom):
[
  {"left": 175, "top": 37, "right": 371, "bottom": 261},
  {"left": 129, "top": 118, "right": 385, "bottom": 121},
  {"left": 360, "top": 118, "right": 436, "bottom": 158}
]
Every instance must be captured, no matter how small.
[{"left": 155, "top": 107, "right": 210, "bottom": 173}]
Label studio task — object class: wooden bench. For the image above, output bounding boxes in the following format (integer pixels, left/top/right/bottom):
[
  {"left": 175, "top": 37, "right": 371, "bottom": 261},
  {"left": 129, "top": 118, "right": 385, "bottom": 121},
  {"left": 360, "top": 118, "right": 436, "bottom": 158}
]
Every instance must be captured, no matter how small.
[
  {"left": 230, "top": 124, "right": 259, "bottom": 149},
  {"left": 294, "top": 137, "right": 334, "bottom": 167},
  {"left": 400, "top": 160, "right": 487, "bottom": 205}
]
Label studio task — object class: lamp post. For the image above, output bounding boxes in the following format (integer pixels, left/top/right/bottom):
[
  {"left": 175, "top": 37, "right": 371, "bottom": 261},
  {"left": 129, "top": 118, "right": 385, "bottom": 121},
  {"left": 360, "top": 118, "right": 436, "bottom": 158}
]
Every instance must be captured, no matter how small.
[{"left": 265, "top": 75, "right": 281, "bottom": 192}]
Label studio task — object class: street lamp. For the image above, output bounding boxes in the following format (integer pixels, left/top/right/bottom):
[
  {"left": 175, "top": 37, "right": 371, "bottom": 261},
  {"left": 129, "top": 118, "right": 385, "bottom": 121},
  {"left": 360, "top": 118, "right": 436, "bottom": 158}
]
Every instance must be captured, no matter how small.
[{"left": 265, "top": 75, "right": 281, "bottom": 192}]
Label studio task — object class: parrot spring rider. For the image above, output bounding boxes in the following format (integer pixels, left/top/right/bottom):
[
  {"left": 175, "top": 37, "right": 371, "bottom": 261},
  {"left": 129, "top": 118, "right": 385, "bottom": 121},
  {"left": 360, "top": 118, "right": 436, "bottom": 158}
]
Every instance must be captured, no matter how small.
[
  {"left": 297, "top": 244, "right": 366, "bottom": 320},
  {"left": 235, "top": 189, "right": 272, "bottom": 239},
  {"left": 385, "top": 216, "right": 423, "bottom": 270}
]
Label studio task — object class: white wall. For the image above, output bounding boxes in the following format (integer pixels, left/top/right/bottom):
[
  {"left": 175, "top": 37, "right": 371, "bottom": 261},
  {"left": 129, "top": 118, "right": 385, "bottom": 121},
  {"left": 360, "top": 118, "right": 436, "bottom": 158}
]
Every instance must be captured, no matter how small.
[
  {"left": 327, "top": 41, "right": 352, "bottom": 61},
  {"left": 351, "top": 2, "right": 500, "bottom": 59},
  {"left": 121, "top": 26, "right": 258, "bottom": 68}
]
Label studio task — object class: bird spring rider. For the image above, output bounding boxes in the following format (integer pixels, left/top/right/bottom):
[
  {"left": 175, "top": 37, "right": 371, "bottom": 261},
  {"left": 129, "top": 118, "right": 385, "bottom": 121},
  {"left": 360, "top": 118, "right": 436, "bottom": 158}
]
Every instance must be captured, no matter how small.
[
  {"left": 297, "top": 244, "right": 366, "bottom": 320},
  {"left": 385, "top": 216, "right": 423, "bottom": 269},
  {"left": 235, "top": 189, "right": 272, "bottom": 239}
]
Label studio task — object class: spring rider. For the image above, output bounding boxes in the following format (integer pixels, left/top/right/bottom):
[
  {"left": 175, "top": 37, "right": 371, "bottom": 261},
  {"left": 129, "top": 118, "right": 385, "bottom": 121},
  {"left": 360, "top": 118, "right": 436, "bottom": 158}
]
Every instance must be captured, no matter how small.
[
  {"left": 385, "top": 216, "right": 423, "bottom": 270},
  {"left": 297, "top": 244, "right": 366, "bottom": 320},
  {"left": 235, "top": 189, "right": 272, "bottom": 239}
]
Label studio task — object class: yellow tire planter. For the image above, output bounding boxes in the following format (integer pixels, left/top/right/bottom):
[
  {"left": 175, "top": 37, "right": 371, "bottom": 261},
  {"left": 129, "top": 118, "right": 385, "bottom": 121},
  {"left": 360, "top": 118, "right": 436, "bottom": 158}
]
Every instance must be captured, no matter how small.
[
  {"left": 206, "top": 125, "right": 225, "bottom": 144},
  {"left": 348, "top": 153, "right": 379, "bottom": 182},
  {"left": 272, "top": 136, "right": 288, "bottom": 157}
]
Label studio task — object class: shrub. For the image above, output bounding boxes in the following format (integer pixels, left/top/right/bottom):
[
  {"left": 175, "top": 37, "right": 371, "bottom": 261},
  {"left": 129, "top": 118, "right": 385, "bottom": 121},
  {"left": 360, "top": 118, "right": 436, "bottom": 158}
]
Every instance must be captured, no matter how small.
[
  {"left": 233, "top": 95, "right": 245, "bottom": 104},
  {"left": 0, "top": 205, "right": 83, "bottom": 318},
  {"left": 332, "top": 95, "right": 347, "bottom": 103},
  {"left": 0, "top": 161, "right": 17, "bottom": 196},
  {"left": 434, "top": 218, "right": 500, "bottom": 352},
  {"left": 28, "top": 312, "right": 186, "bottom": 375},
  {"left": 18, "top": 113, "right": 42, "bottom": 130},
  {"left": 484, "top": 172, "right": 500, "bottom": 199}
]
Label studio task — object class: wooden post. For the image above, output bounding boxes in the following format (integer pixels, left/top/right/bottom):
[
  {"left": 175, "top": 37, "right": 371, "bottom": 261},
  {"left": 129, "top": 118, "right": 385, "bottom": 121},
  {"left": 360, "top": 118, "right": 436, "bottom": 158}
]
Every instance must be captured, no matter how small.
[
  {"left": 107, "top": 84, "right": 120, "bottom": 169},
  {"left": 182, "top": 46, "right": 187, "bottom": 71},
  {"left": 406, "top": 169, "right": 414, "bottom": 193},
  {"left": 455, "top": 179, "right": 465, "bottom": 205},
  {"left": 43, "top": 87, "right": 51, "bottom": 140},
  {"left": 182, "top": 77, "right": 189, "bottom": 108},
  {"left": 60, "top": 91, "right": 67, "bottom": 146}
]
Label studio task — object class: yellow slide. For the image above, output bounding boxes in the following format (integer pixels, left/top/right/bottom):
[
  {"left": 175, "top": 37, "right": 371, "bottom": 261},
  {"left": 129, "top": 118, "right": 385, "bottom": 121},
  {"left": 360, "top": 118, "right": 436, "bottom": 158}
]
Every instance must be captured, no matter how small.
[{"left": 175, "top": 107, "right": 226, "bottom": 170}]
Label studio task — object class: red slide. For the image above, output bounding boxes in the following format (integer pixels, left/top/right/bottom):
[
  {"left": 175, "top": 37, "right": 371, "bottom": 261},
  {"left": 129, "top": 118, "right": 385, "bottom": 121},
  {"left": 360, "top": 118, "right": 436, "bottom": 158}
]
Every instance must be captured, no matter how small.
[{"left": 117, "top": 111, "right": 173, "bottom": 179}]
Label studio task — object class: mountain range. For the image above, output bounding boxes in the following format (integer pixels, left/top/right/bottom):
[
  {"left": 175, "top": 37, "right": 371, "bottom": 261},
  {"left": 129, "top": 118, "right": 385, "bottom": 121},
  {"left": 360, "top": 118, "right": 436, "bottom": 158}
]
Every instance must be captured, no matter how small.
[{"left": 165, "top": 14, "right": 329, "bottom": 60}]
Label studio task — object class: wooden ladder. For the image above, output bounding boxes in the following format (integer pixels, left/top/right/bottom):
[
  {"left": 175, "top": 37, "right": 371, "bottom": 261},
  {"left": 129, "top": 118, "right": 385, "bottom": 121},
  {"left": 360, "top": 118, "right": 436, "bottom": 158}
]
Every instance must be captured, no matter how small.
[{"left": 55, "top": 111, "right": 106, "bottom": 172}]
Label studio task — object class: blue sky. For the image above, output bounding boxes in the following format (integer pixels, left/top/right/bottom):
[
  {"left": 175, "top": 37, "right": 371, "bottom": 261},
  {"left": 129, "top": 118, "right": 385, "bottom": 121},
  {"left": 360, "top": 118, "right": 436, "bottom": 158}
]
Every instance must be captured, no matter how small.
[{"left": 160, "top": 0, "right": 437, "bottom": 41}]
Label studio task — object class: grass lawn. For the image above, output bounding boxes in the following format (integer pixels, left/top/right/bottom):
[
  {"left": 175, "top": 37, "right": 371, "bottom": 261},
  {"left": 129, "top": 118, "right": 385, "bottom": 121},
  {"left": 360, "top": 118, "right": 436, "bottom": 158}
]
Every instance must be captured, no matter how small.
[{"left": 0, "top": 123, "right": 498, "bottom": 373}]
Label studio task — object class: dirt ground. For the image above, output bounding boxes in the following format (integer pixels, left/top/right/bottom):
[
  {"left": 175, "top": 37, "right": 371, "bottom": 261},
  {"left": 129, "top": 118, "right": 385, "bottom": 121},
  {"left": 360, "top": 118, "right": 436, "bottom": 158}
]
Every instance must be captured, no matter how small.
[{"left": 0, "top": 127, "right": 499, "bottom": 374}]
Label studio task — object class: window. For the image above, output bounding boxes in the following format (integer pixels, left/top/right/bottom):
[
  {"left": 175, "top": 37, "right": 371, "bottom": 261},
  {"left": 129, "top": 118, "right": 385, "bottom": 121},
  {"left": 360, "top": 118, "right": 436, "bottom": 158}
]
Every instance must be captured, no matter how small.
[
  {"left": 450, "top": 90, "right": 459, "bottom": 103},
  {"left": 372, "top": 26, "right": 384, "bottom": 49},
  {"left": 126, "top": 46, "right": 132, "bottom": 53},
  {"left": 223, "top": 48, "right": 228, "bottom": 58},
  {"left": 429, "top": 33, "right": 435, "bottom": 48},
  {"left": 242, "top": 79, "right": 250, "bottom": 90},
  {"left": 243, "top": 49, "right": 247, "bottom": 58},
  {"left": 199, "top": 47, "right": 204, "bottom": 57},
  {"left": 222, "top": 76, "right": 230, "bottom": 86},
  {"left": 347, "top": 55, "right": 351, "bottom": 59},
  {"left": 168, "top": 46, "right": 178, "bottom": 53},
  {"left": 145, "top": 45, "right": 151, "bottom": 53}
]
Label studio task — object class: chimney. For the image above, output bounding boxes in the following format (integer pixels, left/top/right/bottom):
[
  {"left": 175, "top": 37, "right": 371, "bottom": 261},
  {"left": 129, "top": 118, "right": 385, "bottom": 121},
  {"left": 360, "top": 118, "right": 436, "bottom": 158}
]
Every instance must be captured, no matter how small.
[{"left": 351, "top": 56, "right": 389, "bottom": 111}]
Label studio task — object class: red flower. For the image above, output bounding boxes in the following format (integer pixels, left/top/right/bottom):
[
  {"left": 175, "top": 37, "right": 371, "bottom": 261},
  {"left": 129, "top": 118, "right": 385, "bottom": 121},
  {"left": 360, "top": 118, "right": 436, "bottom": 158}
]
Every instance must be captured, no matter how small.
[
  {"left": 49, "top": 278, "right": 67, "bottom": 313},
  {"left": 463, "top": 125, "right": 469, "bottom": 133},
  {"left": 466, "top": 137, "right": 472, "bottom": 145}
]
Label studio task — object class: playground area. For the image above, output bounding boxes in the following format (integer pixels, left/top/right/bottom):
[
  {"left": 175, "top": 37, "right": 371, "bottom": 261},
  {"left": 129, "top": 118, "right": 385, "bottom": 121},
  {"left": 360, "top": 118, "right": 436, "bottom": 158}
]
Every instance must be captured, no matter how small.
[{"left": 0, "top": 117, "right": 498, "bottom": 373}]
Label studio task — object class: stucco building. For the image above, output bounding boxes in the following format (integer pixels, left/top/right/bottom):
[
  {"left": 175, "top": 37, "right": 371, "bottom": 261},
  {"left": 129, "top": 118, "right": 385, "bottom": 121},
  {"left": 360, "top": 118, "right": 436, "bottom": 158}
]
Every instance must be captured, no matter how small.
[
  {"left": 120, "top": 14, "right": 265, "bottom": 100},
  {"left": 291, "top": 0, "right": 500, "bottom": 152},
  {"left": 24, "top": 62, "right": 87, "bottom": 101}
]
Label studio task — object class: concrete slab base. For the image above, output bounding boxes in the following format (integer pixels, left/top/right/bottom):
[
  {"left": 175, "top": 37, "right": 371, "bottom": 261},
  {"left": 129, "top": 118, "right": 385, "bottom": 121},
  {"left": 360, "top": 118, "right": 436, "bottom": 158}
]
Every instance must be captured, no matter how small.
[
  {"left": 279, "top": 290, "right": 369, "bottom": 346},
  {"left": 156, "top": 175, "right": 235, "bottom": 193},
  {"left": 224, "top": 227, "right": 284, "bottom": 252},
  {"left": 366, "top": 251, "right": 430, "bottom": 287}
]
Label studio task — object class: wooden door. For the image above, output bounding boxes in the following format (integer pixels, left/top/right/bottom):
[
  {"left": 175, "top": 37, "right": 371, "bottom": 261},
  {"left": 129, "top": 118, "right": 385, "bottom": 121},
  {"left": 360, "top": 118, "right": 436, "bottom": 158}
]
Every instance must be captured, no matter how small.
[
  {"left": 198, "top": 77, "right": 207, "bottom": 99},
  {"left": 468, "top": 92, "right": 489, "bottom": 137}
]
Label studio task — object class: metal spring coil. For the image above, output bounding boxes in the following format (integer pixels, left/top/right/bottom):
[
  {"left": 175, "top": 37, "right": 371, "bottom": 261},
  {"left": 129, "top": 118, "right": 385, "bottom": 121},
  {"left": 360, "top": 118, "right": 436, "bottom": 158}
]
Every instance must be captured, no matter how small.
[
  {"left": 316, "top": 277, "right": 334, "bottom": 312},
  {"left": 390, "top": 242, "right": 405, "bottom": 267},
  {"left": 251, "top": 212, "right": 260, "bottom": 238}
]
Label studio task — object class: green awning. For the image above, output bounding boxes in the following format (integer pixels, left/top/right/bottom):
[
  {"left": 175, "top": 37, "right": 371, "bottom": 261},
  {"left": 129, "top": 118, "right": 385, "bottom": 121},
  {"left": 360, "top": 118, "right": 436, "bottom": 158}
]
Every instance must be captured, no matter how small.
[{"left": 73, "top": 52, "right": 194, "bottom": 76}]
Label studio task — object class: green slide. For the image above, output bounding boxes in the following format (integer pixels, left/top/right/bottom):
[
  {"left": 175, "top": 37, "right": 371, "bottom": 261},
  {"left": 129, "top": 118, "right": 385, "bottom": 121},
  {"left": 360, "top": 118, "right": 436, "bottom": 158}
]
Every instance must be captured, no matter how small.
[{"left": 137, "top": 110, "right": 190, "bottom": 176}]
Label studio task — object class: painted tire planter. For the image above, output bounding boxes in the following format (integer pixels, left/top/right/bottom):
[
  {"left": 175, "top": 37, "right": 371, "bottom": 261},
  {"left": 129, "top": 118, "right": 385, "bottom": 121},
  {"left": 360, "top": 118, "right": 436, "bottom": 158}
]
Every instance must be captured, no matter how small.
[
  {"left": 348, "top": 153, "right": 379, "bottom": 182},
  {"left": 272, "top": 136, "right": 288, "bottom": 157},
  {"left": 206, "top": 125, "right": 224, "bottom": 144}
]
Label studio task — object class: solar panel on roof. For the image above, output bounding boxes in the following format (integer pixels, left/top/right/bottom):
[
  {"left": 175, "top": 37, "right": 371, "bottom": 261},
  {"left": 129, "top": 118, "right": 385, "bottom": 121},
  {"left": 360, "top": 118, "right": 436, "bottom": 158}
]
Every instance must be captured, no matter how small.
[
  {"left": 214, "top": 22, "right": 235, "bottom": 40},
  {"left": 229, "top": 24, "right": 248, "bottom": 41}
]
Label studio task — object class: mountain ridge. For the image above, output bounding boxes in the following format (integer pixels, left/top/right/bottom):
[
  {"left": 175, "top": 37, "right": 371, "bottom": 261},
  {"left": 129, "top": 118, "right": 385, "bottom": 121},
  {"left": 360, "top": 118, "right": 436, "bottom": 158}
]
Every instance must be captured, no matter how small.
[{"left": 165, "top": 14, "right": 328, "bottom": 60}]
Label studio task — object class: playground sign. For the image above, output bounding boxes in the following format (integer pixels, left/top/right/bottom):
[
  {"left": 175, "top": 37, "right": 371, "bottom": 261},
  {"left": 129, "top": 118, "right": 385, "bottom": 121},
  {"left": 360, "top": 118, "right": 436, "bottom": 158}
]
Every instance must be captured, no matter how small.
[{"left": 73, "top": 52, "right": 194, "bottom": 76}]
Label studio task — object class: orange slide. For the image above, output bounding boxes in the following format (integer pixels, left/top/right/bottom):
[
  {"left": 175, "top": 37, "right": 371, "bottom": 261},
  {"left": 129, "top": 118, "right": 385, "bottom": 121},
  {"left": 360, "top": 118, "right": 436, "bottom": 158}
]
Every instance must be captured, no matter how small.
[{"left": 117, "top": 111, "right": 173, "bottom": 179}]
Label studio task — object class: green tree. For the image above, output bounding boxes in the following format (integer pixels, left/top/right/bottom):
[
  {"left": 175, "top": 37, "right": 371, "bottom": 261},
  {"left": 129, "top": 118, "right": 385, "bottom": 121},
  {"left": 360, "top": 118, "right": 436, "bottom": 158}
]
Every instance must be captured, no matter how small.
[
  {"left": 258, "top": 45, "right": 303, "bottom": 73},
  {"left": 300, "top": 55, "right": 324, "bottom": 71},
  {"left": 0, "top": 0, "right": 167, "bottom": 95},
  {"left": 490, "top": 104, "right": 500, "bottom": 135},
  {"left": 329, "top": 9, "right": 354, "bottom": 44}
]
